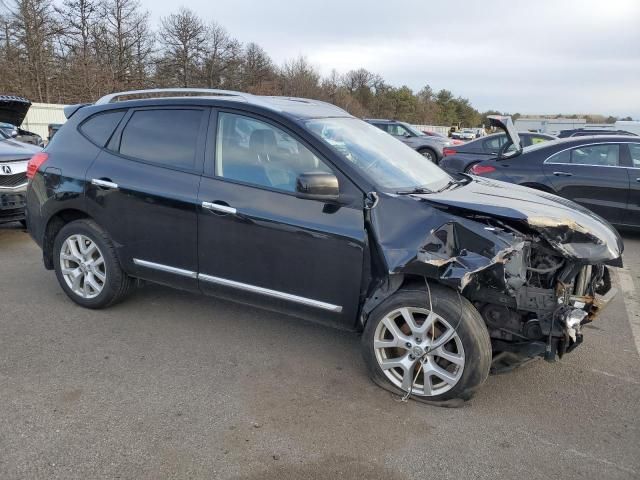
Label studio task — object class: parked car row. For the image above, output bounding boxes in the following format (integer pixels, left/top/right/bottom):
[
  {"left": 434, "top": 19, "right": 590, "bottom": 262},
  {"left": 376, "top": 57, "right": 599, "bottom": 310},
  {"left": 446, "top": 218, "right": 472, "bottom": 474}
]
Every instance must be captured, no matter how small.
[
  {"left": 365, "top": 119, "right": 457, "bottom": 163},
  {"left": 23, "top": 89, "right": 621, "bottom": 404}
]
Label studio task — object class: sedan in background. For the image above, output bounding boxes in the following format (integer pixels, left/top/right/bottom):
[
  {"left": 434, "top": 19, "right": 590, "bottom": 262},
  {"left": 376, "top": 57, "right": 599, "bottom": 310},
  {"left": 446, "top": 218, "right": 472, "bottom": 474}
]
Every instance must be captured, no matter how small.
[
  {"left": 466, "top": 125, "right": 640, "bottom": 228},
  {"left": 440, "top": 132, "right": 556, "bottom": 173}
]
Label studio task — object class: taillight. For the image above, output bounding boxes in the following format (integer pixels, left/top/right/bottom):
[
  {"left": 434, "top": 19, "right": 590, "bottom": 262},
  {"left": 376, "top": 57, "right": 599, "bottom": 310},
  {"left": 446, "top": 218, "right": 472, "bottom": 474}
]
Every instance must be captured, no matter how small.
[
  {"left": 26, "top": 152, "right": 49, "bottom": 179},
  {"left": 469, "top": 164, "right": 496, "bottom": 175},
  {"left": 443, "top": 148, "right": 457, "bottom": 156}
]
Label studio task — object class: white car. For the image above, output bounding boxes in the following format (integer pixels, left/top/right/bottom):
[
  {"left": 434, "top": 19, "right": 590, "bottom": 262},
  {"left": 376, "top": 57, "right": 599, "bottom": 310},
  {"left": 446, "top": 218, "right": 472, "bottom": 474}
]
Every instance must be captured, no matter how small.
[{"left": 459, "top": 129, "right": 476, "bottom": 140}]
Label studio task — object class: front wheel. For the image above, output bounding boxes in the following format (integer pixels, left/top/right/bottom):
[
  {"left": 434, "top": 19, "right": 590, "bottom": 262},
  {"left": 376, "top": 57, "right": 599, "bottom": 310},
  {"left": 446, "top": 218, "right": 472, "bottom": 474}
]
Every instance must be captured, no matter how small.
[{"left": 361, "top": 284, "right": 492, "bottom": 404}]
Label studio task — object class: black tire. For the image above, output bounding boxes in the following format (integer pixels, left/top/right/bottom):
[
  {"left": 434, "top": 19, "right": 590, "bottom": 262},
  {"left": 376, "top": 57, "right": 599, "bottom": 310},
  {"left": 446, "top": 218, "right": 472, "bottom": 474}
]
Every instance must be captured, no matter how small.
[
  {"left": 418, "top": 147, "right": 437, "bottom": 164},
  {"left": 361, "top": 284, "right": 492, "bottom": 405},
  {"left": 53, "top": 219, "right": 134, "bottom": 309},
  {"left": 19, "top": 219, "right": 27, "bottom": 228}
]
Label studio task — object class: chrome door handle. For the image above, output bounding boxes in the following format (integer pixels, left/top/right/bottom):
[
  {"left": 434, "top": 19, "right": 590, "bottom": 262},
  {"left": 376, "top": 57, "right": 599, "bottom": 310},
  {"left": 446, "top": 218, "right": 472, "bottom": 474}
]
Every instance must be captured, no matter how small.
[
  {"left": 553, "top": 171, "right": 573, "bottom": 177},
  {"left": 636, "top": 178, "right": 640, "bottom": 182},
  {"left": 202, "top": 201, "right": 236, "bottom": 215},
  {"left": 91, "top": 178, "right": 119, "bottom": 189}
]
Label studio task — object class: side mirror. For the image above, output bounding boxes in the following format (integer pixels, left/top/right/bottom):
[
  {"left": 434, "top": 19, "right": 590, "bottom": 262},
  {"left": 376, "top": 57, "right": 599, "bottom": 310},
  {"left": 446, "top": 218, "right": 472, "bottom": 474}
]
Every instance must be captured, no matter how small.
[{"left": 295, "top": 172, "right": 339, "bottom": 201}]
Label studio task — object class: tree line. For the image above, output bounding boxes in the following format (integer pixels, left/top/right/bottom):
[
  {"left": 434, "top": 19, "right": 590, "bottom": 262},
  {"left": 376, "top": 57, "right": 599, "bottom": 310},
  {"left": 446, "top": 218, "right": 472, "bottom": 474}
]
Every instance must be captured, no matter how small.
[{"left": 1, "top": 0, "right": 630, "bottom": 126}]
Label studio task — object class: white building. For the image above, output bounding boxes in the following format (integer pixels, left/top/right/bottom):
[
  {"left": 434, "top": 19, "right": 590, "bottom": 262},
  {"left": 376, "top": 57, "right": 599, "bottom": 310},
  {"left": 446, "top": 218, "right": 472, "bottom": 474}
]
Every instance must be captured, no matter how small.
[{"left": 515, "top": 117, "right": 587, "bottom": 135}]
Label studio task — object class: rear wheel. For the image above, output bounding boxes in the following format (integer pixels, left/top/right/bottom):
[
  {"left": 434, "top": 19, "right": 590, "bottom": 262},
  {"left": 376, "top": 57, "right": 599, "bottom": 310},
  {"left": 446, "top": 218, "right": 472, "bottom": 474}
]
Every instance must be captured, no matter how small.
[
  {"left": 362, "top": 284, "right": 492, "bottom": 404},
  {"left": 418, "top": 147, "right": 437, "bottom": 164},
  {"left": 53, "top": 219, "right": 134, "bottom": 309}
]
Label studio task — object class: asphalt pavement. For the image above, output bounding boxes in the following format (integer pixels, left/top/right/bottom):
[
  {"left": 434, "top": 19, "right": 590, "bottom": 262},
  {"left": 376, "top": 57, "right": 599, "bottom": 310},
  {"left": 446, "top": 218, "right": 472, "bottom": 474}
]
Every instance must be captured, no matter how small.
[{"left": 1, "top": 222, "right": 639, "bottom": 479}]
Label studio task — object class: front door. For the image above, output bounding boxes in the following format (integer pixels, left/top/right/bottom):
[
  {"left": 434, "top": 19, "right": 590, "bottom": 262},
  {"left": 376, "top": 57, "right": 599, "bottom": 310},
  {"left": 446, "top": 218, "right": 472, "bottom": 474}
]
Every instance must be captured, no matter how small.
[
  {"left": 197, "top": 111, "right": 366, "bottom": 328},
  {"left": 543, "top": 143, "right": 629, "bottom": 224},
  {"left": 85, "top": 106, "right": 208, "bottom": 291}
]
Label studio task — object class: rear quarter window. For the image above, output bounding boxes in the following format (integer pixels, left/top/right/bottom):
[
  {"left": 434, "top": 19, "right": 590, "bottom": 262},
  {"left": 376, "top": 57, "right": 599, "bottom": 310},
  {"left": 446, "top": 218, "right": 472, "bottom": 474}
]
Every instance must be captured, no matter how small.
[
  {"left": 79, "top": 110, "right": 126, "bottom": 147},
  {"left": 118, "top": 109, "right": 203, "bottom": 170}
]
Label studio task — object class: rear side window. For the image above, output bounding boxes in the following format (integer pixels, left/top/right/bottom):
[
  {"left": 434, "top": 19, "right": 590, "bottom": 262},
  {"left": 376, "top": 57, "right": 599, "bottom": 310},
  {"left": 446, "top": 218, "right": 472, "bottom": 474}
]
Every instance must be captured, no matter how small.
[
  {"left": 80, "top": 110, "right": 126, "bottom": 147},
  {"left": 482, "top": 135, "right": 508, "bottom": 153},
  {"left": 119, "top": 109, "right": 203, "bottom": 169}
]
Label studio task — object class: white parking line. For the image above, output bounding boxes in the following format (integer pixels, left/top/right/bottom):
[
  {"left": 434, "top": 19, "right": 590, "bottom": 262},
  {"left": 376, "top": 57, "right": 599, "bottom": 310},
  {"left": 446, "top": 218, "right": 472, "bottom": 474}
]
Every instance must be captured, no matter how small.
[{"left": 615, "top": 266, "right": 640, "bottom": 356}]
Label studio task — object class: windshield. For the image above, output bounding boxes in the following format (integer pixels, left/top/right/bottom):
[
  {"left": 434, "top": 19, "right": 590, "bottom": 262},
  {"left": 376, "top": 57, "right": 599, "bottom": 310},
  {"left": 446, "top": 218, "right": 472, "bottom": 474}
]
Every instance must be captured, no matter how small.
[{"left": 306, "top": 117, "right": 452, "bottom": 191}]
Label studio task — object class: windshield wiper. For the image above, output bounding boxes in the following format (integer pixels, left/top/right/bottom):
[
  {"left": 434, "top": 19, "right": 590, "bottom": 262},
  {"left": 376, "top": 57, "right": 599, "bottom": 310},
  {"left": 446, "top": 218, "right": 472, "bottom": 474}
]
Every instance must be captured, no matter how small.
[
  {"left": 435, "top": 174, "right": 473, "bottom": 193},
  {"left": 395, "top": 187, "right": 433, "bottom": 195}
]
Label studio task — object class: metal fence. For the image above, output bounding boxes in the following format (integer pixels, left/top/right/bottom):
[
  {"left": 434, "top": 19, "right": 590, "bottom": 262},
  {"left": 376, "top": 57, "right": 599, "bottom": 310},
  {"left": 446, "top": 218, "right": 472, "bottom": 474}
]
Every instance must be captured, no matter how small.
[
  {"left": 21, "top": 103, "right": 67, "bottom": 139},
  {"left": 412, "top": 125, "right": 450, "bottom": 136}
]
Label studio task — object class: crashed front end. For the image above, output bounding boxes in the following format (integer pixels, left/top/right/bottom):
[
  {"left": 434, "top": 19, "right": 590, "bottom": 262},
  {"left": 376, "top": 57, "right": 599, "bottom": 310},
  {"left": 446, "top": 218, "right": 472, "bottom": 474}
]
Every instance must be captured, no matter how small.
[
  {"left": 417, "top": 218, "right": 617, "bottom": 361},
  {"left": 368, "top": 183, "right": 622, "bottom": 366}
]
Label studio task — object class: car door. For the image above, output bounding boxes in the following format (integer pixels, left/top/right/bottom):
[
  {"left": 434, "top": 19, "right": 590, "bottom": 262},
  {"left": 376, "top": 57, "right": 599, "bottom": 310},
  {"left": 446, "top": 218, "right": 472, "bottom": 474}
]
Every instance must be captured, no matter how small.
[
  {"left": 542, "top": 143, "right": 629, "bottom": 224},
  {"left": 622, "top": 142, "right": 640, "bottom": 226},
  {"left": 85, "top": 106, "right": 208, "bottom": 291},
  {"left": 386, "top": 123, "right": 413, "bottom": 146},
  {"left": 197, "top": 110, "right": 366, "bottom": 328}
]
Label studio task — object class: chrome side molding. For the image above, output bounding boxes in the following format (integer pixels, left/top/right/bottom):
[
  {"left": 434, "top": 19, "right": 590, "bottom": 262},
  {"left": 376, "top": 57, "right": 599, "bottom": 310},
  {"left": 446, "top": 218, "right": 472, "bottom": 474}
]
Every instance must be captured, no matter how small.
[
  {"left": 198, "top": 273, "right": 343, "bottom": 312},
  {"left": 131, "top": 258, "right": 343, "bottom": 313},
  {"left": 133, "top": 258, "right": 198, "bottom": 278}
]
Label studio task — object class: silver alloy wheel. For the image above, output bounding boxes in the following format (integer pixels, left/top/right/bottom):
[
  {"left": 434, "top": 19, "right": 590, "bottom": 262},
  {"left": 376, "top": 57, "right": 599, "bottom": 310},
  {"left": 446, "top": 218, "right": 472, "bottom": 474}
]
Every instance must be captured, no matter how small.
[
  {"left": 420, "top": 150, "right": 434, "bottom": 162},
  {"left": 59, "top": 234, "right": 106, "bottom": 299},
  {"left": 373, "top": 307, "right": 465, "bottom": 396}
]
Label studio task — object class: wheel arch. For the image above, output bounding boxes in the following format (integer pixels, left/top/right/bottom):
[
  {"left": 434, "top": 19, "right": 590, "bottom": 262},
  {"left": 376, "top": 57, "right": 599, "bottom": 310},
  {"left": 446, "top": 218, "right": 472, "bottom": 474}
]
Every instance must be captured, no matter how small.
[
  {"left": 42, "top": 209, "right": 93, "bottom": 270},
  {"left": 360, "top": 272, "right": 448, "bottom": 328}
]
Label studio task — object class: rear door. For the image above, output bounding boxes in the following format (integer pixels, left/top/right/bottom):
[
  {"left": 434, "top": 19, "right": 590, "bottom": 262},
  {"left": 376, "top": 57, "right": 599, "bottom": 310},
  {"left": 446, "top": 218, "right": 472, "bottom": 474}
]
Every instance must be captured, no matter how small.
[
  {"left": 622, "top": 142, "right": 640, "bottom": 226},
  {"left": 543, "top": 143, "right": 629, "bottom": 224},
  {"left": 85, "top": 106, "right": 208, "bottom": 290},
  {"left": 196, "top": 110, "right": 366, "bottom": 328}
]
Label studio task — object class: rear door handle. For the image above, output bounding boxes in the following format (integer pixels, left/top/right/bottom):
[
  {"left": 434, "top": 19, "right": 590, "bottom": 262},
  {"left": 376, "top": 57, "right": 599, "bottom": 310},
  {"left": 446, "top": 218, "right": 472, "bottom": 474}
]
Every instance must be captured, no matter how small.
[
  {"left": 91, "top": 178, "right": 119, "bottom": 189},
  {"left": 553, "top": 171, "right": 573, "bottom": 177},
  {"left": 636, "top": 178, "right": 640, "bottom": 183},
  {"left": 202, "top": 201, "right": 237, "bottom": 215}
]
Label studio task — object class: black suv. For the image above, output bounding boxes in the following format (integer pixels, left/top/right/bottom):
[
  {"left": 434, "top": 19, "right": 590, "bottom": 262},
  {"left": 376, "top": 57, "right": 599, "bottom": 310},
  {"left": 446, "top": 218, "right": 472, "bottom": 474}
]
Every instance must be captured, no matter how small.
[
  {"left": 26, "top": 92, "right": 622, "bottom": 404},
  {"left": 365, "top": 119, "right": 452, "bottom": 163}
]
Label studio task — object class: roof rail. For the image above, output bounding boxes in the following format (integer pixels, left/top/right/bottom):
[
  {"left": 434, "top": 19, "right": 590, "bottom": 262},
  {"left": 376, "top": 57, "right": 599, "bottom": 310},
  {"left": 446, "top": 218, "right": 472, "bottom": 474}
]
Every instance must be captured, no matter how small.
[{"left": 94, "top": 88, "right": 251, "bottom": 105}]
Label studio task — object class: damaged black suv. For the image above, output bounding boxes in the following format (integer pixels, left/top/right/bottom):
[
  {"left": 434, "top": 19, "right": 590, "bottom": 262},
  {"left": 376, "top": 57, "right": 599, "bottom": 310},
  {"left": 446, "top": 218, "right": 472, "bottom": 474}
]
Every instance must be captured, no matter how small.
[{"left": 26, "top": 89, "right": 622, "bottom": 403}]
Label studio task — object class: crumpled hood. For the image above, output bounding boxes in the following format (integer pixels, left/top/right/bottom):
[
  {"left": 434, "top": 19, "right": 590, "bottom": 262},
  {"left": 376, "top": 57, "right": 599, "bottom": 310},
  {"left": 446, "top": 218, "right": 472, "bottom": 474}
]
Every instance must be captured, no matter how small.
[
  {"left": 0, "top": 96, "right": 31, "bottom": 126},
  {"left": 413, "top": 176, "right": 623, "bottom": 263}
]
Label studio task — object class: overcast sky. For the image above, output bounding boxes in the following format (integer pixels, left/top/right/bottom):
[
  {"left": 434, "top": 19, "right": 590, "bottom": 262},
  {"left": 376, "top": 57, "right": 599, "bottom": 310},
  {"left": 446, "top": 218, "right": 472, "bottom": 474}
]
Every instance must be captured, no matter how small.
[{"left": 147, "top": 0, "right": 640, "bottom": 118}]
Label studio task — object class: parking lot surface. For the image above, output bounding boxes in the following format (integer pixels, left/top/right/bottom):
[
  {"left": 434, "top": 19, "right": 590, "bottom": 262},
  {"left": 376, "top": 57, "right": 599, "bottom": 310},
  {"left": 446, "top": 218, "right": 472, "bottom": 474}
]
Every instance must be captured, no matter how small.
[{"left": 1, "top": 222, "right": 639, "bottom": 480}]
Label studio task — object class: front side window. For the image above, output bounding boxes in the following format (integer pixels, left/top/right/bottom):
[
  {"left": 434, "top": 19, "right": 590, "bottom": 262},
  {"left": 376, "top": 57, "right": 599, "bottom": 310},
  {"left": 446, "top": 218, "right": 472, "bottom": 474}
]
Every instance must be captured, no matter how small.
[
  {"left": 216, "top": 112, "right": 331, "bottom": 193},
  {"left": 387, "top": 124, "right": 412, "bottom": 137},
  {"left": 119, "top": 109, "right": 203, "bottom": 169},
  {"left": 306, "top": 117, "right": 451, "bottom": 191}
]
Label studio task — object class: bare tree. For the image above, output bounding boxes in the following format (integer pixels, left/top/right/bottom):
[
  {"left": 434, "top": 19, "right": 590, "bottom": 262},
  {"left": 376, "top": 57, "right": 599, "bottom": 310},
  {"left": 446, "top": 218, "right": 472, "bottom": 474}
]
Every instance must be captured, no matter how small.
[
  {"left": 6, "top": 0, "right": 60, "bottom": 102},
  {"left": 157, "top": 7, "right": 205, "bottom": 87},
  {"left": 279, "top": 56, "right": 320, "bottom": 98},
  {"left": 98, "top": 0, "right": 150, "bottom": 90},
  {"left": 201, "top": 22, "right": 242, "bottom": 89}
]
